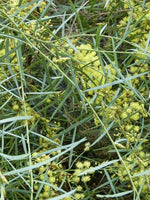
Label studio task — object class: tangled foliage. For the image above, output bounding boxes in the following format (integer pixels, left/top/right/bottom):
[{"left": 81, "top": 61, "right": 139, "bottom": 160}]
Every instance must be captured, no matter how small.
[{"left": 0, "top": 0, "right": 150, "bottom": 200}]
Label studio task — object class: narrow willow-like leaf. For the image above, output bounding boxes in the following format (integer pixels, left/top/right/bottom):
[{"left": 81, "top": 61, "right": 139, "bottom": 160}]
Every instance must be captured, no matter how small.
[
  {"left": 0, "top": 116, "right": 32, "bottom": 124},
  {"left": 97, "top": 190, "right": 133, "bottom": 198},
  {"left": 85, "top": 71, "right": 149, "bottom": 92},
  {"left": 0, "top": 153, "right": 28, "bottom": 161},
  {"left": 133, "top": 170, "right": 150, "bottom": 177},
  {"left": 78, "top": 160, "right": 119, "bottom": 176},
  {"left": 4, "top": 138, "right": 86, "bottom": 176},
  {"left": 47, "top": 189, "right": 76, "bottom": 200}
]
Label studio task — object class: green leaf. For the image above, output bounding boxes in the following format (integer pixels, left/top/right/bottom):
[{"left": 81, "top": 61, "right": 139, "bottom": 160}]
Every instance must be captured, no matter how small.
[
  {"left": 97, "top": 190, "right": 133, "bottom": 198},
  {"left": 0, "top": 116, "right": 33, "bottom": 124}
]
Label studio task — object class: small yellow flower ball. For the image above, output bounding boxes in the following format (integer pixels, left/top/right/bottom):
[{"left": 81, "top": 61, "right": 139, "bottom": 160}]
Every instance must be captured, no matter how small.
[
  {"left": 72, "top": 176, "right": 80, "bottom": 183},
  {"left": 46, "top": 98, "right": 51, "bottom": 103},
  {"left": 84, "top": 142, "right": 90, "bottom": 151},
  {"left": 120, "top": 112, "right": 128, "bottom": 119},
  {"left": 34, "top": 185, "right": 38, "bottom": 190},
  {"left": 43, "top": 192, "right": 49, "bottom": 198},
  {"left": 40, "top": 174, "right": 44, "bottom": 180},
  {"left": 74, "top": 169, "right": 81, "bottom": 176},
  {"left": 130, "top": 113, "right": 140, "bottom": 121},
  {"left": 81, "top": 175, "right": 91, "bottom": 183},
  {"left": 76, "top": 162, "right": 84, "bottom": 169},
  {"left": 134, "top": 126, "right": 140, "bottom": 132},
  {"left": 39, "top": 166, "right": 45, "bottom": 173},
  {"left": 36, "top": 157, "right": 41, "bottom": 163},
  {"left": 76, "top": 185, "right": 82, "bottom": 192},
  {"left": 47, "top": 170, "right": 52, "bottom": 176},
  {"left": 49, "top": 177, "right": 55, "bottom": 183},
  {"left": 13, "top": 104, "right": 19, "bottom": 111},
  {"left": 126, "top": 108, "right": 132, "bottom": 114},
  {"left": 44, "top": 185, "right": 50, "bottom": 192},
  {"left": 84, "top": 146, "right": 90, "bottom": 152},
  {"left": 80, "top": 193, "right": 85, "bottom": 199},
  {"left": 32, "top": 152, "right": 38, "bottom": 157},
  {"left": 74, "top": 193, "right": 82, "bottom": 200},
  {"left": 83, "top": 161, "right": 91, "bottom": 168},
  {"left": 139, "top": 151, "right": 145, "bottom": 158}
]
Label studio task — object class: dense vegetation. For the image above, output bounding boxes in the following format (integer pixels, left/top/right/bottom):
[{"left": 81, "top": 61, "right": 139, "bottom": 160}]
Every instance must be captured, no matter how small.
[{"left": 0, "top": 0, "right": 150, "bottom": 199}]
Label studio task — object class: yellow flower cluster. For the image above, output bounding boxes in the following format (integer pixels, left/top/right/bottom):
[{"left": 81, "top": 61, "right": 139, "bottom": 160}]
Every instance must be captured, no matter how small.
[
  {"left": 33, "top": 155, "right": 65, "bottom": 199},
  {"left": 0, "top": 0, "right": 149, "bottom": 199},
  {"left": 120, "top": 101, "right": 147, "bottom": 121},
  {"left": 74, "top": 44, "right": 117, "bottom": 95},
  {"left": 3, "top": 0, "right": 52, "bottom": 41},
  {"left": 0, "top": 39, "right": 20, "bottom": 83},
  {"left": 113, "top": 146, "right": 150, "bottom": 195},
  {"left": 32, "top": 151, "right": 94, "bottom": 199},
  {"left": 102, "top": 1, "right": 150, "bottom": 196}
]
